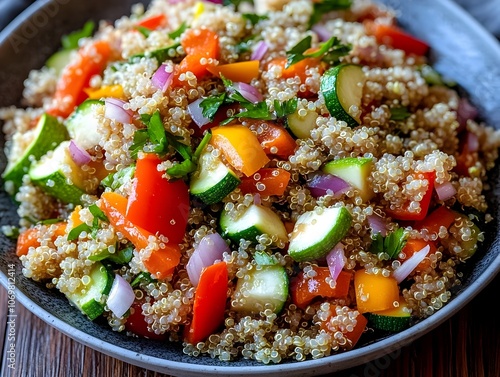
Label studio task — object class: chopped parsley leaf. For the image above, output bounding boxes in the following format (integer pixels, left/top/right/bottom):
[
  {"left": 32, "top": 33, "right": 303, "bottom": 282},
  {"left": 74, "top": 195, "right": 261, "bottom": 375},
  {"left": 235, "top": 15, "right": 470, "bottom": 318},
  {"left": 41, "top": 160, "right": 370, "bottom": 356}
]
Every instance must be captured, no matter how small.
[
  {"left": 370, "top": 227, "right": 407, "bottom": 259},
  {"left": 390, "top": 106, "right": 412, "bottom": 121}
]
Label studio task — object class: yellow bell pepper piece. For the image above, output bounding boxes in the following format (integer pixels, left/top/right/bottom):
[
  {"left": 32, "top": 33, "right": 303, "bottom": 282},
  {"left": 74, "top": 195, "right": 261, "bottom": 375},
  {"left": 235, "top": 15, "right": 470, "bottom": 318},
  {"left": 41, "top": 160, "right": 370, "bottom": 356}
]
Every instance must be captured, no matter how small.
[
  {"left": 84, "top": 85, "right": 126, "bottom": 100},
  {"left": 211, "top": 125, "right": 269, "bottom": 177},
  {"left": 354, "top": 269, "right": 399, "bottom": 313},
  {"left": 207, "top": 60, "right": 260, "bottom": 84}
]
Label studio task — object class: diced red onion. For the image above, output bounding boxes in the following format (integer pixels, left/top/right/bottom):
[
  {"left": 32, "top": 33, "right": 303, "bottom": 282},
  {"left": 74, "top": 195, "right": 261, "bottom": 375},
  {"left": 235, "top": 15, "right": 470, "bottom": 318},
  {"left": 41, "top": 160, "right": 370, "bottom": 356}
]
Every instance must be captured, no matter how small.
[
  {"left": 457, "top": 97, "right": 478, "bottom": 129},
  {"left": 151, "top": 63, "right": 173, "bottom": 92},
  {"left": 312, "top": 24, "right": 331, "bottom": 42},
  {"left": 251, "top": 40, "right": 269, "bottom": 61},
  {"left": 392, "top": 245, "right": 430, "bottom": 283},
  {"left": 187, "top": 98, "right": 211, "bottom": 128},
  {"left": 326, "top": 242, "right": 346, "bottom": 282},
  {"left": 367, "top": 214, "right": 388, "bottom": 237},
  {"left": 231, "top": 82, "right": 263, "bottom": 104},
  {"left": 186, "top": 233, "right": 230, "bottom": 286},
  {"left": 307, "top": 173, "right": 350, "bottom": 198},
  {"left": 104, "top": 98, "right": 134, "bottom": 124},
  {"left": 204, "top": 0, "right": 223, "bottom": 3},
  {"left": 253, "top": 193, "right": 262, "bottom": 206},
  {"left": 107, "top": 274, "right": 135, "bottom": 318},
  {"left": 69, "top": 139, "right": 92, "bottom": 166},
  {"left": 466, "top": 131, "right": 479, "bottom": 153},
  {"left": 434, "top": 181, "right": 457, "bottom": 201}
]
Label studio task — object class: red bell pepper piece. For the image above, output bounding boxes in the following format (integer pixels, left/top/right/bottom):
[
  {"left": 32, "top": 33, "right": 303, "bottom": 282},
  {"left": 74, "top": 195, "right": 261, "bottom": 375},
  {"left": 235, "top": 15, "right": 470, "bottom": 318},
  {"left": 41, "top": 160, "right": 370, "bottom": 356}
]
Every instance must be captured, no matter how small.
[
  {"left": 136, "top": 14, "right": 167, "bottom": 30},
  {"left": 125, "top": 298, "right": 167, "bottom": 340},
  {"left": 386, "top": 171, "right": 435, "bottom": 221},
  {"left": 399, "top": 239, "right": 437, "bottom": 273},
  {"left": 321, "top": 309, "right": 368, "bottom": 350},
  {"left": 239, "top": 168, "right": 291, "bottom": 196},
  {"left": 370, "top": 22, "right": 429, "bottom": 56},
  {"left": 290, "top": 267, "right": 352, "bottom": 309},
  {"left": 414, "top": 205, "right": 458, "bottom": 235},
  {"left": 184, "top": 261, "right": 228, "bottom": 344},
  {"left": 47, "top": 40, "right": 112, "bottom": 118},
  {"left": 126, "top": 153, "right": 190, "bottom": 245}
]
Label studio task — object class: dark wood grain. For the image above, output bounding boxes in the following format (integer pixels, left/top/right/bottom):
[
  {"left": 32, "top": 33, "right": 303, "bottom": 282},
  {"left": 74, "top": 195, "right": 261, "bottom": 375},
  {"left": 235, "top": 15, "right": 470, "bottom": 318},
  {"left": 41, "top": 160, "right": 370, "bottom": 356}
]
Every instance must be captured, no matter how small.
[{"left": 1, "top": 274, "right": 498, "bottom": 377}]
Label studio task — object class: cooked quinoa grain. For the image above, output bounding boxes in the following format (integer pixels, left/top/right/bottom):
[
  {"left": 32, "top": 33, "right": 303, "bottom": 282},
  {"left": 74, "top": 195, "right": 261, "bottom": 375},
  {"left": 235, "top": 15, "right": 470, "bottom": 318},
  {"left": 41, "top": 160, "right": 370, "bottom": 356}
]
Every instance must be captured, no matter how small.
[{"left": 2, "top": 0, "right": 500, "bottom": 365}]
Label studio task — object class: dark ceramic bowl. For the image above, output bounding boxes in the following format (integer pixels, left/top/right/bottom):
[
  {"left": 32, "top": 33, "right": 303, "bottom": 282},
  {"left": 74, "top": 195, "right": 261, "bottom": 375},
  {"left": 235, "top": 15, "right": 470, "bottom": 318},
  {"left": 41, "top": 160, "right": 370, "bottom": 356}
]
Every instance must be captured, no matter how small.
[{"left": 1, "top": 0, "right": 499, "bottom": 376}]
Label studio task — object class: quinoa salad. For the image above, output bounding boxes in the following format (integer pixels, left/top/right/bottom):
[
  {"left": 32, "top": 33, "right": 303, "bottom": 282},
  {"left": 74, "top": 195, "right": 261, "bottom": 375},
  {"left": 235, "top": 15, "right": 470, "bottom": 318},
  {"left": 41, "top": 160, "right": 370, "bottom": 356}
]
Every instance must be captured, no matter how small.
[{"left": 1, "top": 0, "right": 500, "bottom": 365}]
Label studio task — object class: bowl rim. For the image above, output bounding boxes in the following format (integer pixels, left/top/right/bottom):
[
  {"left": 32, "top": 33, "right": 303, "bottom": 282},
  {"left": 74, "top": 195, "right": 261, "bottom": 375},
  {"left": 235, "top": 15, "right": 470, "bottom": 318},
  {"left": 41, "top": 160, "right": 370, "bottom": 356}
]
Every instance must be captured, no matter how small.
[{"left": 1, "top": 0, "right": 500, "bottom": 375}]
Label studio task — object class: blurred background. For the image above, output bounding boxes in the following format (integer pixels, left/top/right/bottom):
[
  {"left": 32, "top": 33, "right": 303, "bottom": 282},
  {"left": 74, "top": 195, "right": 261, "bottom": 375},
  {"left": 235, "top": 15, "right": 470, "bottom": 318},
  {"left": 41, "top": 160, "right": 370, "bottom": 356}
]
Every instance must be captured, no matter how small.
[{"left": 1, "top": 0, "right": 500, "bottom": 38}]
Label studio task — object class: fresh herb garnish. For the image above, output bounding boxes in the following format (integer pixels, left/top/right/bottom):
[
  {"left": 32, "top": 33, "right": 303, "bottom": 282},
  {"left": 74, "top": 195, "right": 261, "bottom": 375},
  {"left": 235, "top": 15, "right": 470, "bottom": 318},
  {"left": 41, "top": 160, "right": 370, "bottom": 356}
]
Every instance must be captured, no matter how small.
[
  {"left": 370, "top": 227, "right": 407, "bottom": 259},
  {"left": 223, "top": 0, "right": 254, "bottom": 11},
  {"left": 89, "top": 245, "right": 133, "bottom": 264},
  {"left": 274, "top": 98, "right": 298, "bottom": 118},
  {"left": 67, "top": 204, "right": 109, "bottom": 241},
  {"left": 130, "top": 42, "right": 182, "bottom": 64},
  {"left": 136, "top": 26, "right": 152, "bottom": 38},
  {"left": 234, "top": 34, "right": 259, "bottom": 54},
  {"left": 130, "top": 110, "right": 210, "bottom": 178},
  {"left": 168, "top": 22, "right": 187, "bottom": 40},
  {"left": 37, "top": 218, "right": 64, "bottom": 225},
  {"left": 101, "top": 165, "right": 136, "bottom": 190},
  {"left": 419, "top": 64, "right": 456, "bottom": 87},
  {"left": 286, "top": 35, "right": 351, "bottom": 68},
  {"left": 67, "top": 223, "right": 92, "bottom": 241},
  {"left": 242, "top": 13, "right": 268, "bottom": 25},
  {"left": 131, "top": 271, "right": 156, "bottom": 288},
  {"left": 62, "top": 20, "right": 95, "bottom": 50},
  {"left": 199, "top": 77, "right": 298, "bottom": 125},
  {"left": 390, "top": 106, "right": 412, "bottom": 121},
  {"left": 309, "top": 0, "right": 352, "bottom": 28}
]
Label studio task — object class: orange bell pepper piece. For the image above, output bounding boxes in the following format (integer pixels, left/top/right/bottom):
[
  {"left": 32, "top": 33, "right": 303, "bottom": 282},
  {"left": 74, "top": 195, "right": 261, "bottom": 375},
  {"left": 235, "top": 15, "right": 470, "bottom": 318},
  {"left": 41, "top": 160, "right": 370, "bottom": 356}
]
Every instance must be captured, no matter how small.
[
  {"left": 354, "top": 269, "right": 399, "bottom": 313},
  {"left": 255, "top": 121, "right": 296, "bottom": 159},
  {"left": 172, "top": 28, "right": 220, "bottom": 87},
  {"left": 84, "top": 85, "right": 125, "bottom": 100},
  {"left": 143, "top": 245, "right": 181, "bottom": 280},
  {"left": 99, "top": 191, "right": 153, "bottom": 250},
  {"left": 207, "top": 60, "right": 260, "bottom": 83},
  {"left": 239, "top": 168, "right": 291, "bottom": 196},
  {"left": 267, "top": 56, "right": 323, "bottom": 97},
  {"left": 184, "top": 261, "right": 228, "bottom": 344},
  {"left": 47, "top": 40, "right": 112, "bottom": 119},
  {"left": 210, "top": 125, "right": 270, "bottom": 177},
  {"left": 290, "top": 267, "right": 352, "bottom": 309},
  {"left": 16, "top": 222, "right": 67, "bottom": 257}
]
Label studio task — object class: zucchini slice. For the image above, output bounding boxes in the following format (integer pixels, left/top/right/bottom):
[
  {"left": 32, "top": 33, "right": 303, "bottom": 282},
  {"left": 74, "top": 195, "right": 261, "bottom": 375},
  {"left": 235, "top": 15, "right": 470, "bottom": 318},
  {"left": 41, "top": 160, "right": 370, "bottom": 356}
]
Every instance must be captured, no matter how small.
[
  {"left": 66, "top": 99, "right": 104, "bottom": 150},
  {"left": 29, "top": 140, "right": 90, "bottom": 204},
  {"left": 232, "top": 262, "right": 289, "bottom": 315},
  {"left": 65, "top": 262, "right": 114, "bottom": 320},
  {"left": 286, "top": 109, "right": 319, "bottom": 139},
  {"left": 288, "top": 206, "right": 352, "bottom": 262},
  {"left": 367, "top": 298, "right": 411, "bottom": 332},
  {"left": 320, "top": 64, "right": 365, "bottom": 127},
  {"left": 219, "top": 203, "right": 288, "bottom": 246},
  {"left": 2, "top": 113, "right": 68, "bottom": 194},
  {"left": 190, "top": 149, "right": 241, "bottom": 205},
  {"left": 46, "top": 49, "right": 74, "bottom": 76},
  {"left": 322, "top": 157, "right": 374, "bottom": 202}
]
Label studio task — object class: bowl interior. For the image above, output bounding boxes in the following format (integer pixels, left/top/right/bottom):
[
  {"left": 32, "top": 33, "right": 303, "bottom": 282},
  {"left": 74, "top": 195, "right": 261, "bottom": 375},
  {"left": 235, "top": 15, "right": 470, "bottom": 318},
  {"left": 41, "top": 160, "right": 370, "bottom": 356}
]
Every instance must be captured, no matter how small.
[{"left": 0, "top": 0, "right": 499, "bottom": 376}]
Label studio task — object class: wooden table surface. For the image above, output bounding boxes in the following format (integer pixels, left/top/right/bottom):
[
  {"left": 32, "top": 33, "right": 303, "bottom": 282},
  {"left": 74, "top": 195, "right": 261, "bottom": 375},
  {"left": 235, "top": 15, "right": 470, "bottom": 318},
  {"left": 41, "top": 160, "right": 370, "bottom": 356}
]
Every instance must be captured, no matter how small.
[{"left": 1, "top": 273, "right": 498, "bottom": 377}]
